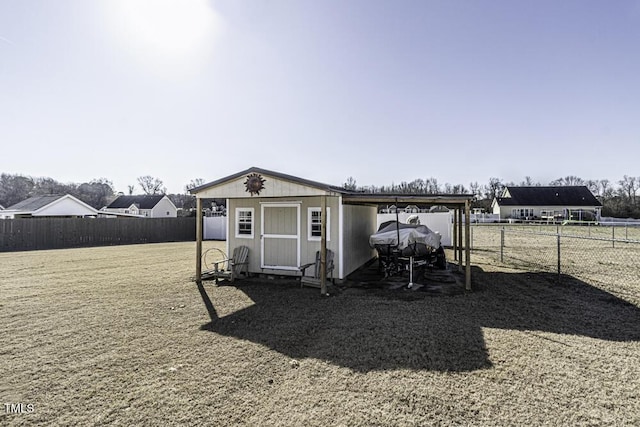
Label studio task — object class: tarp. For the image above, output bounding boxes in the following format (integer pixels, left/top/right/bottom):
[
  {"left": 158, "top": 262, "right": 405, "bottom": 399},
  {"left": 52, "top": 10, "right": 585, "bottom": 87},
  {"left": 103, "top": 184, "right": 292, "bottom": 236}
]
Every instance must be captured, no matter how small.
[{"left": 369, "top": 222, "right": 441, "bottom": 251}]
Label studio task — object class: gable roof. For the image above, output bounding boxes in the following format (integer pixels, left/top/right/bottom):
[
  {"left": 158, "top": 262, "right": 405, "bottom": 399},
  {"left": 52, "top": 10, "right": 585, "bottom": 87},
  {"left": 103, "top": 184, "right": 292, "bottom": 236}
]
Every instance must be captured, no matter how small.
[
  {"left": 3, "top": 194, "right": 99, "bottom": 217},
  {"left": 495, "top": 186, "right": 602, "bottom": 207},
  {"left": 6, "top": 194, "right": 68, "bottom": 211},
  {"left": 191, "top": 167, "right": 474, "bottom": 207},
  {"left": 106, "top": 195, "right": 166, "bottom": 209},
  {"left": 190, "top": 166, "right": 352, "bottom": 195}
]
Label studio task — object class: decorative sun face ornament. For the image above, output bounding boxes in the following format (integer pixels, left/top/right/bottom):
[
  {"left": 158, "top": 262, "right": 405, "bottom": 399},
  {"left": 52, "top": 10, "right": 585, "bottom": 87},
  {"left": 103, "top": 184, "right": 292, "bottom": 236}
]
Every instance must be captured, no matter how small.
[{"left": 244, "top": 173, "right": 266, "bottom": 196}]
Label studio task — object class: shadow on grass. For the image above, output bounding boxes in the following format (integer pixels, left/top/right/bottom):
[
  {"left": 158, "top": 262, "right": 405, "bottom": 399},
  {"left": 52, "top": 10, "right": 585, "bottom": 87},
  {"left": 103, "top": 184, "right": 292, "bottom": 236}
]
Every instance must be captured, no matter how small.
[
  {"left": 197, "top": 267, "right": 640, "bottom": 373},
  {"left": 197, "top": 281, "right": 219, "bottom": 322}
]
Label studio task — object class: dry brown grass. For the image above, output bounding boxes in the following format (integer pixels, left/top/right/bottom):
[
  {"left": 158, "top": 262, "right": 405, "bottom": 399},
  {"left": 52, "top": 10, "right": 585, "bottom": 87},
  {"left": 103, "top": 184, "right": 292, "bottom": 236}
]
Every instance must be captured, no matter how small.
[
  {"left": 1, "top": 242, "right": 640, "bottom": 426},
  {"left": 472, "top": 225, "right": 640, "bottom": 306}
]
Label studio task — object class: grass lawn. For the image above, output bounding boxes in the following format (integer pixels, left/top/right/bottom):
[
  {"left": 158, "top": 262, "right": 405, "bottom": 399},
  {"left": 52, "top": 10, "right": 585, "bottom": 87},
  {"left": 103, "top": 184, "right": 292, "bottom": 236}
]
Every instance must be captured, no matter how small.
[{"left": 1, "top": 242, "right": 639, "bottom": 426}]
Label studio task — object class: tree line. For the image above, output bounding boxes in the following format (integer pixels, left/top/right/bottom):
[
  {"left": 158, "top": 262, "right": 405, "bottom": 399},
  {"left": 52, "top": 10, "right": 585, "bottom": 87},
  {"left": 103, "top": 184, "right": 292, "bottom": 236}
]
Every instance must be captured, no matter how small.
[
  {"left": 1, "top": 172, "right": 639, "bottom": 218},
  {"left": 0, "top": 173, "right": 204, "bottom": 212},
  {"left": 343, "top": 174, "right": 640, "bottom": 218}
]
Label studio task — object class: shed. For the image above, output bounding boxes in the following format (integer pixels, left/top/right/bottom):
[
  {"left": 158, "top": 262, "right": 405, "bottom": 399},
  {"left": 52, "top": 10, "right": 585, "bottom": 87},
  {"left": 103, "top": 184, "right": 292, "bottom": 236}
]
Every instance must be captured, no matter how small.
[{"left": 190, "top": 167, "right": 474, "bottom": 291}]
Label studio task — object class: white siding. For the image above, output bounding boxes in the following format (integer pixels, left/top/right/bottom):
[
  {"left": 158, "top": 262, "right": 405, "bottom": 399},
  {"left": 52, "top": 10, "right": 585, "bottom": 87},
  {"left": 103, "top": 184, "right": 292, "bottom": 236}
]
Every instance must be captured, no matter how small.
[
  {"left": 196, "top": 174, "right": 328, "bottom": 199},
  {"left": 300, "top": 197, "right": 340, "bottom": 272},
  {"left": 227, "top": 196, "right": 340, "bottom": 277},
  {"left": 495, "top": 204, "right": 600, "bottom": 220},
  {"left": 228, "top": 198, "right": 262, "bottom": 274},
  {"left": 36, "top": 197, "right": 96, "bottom": 217},
  {"left": 150, "top": 197, "right": 177, "bottom": 217},
  {"left": 342, "top": 204, "right": 377, "bottom": 278}
]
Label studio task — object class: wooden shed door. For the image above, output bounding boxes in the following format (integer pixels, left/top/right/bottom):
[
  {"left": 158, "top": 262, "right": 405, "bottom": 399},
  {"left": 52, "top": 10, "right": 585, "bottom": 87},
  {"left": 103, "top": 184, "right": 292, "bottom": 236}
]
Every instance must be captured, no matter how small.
[{"left": 261, "top": 204, "right": 300, "bottom": 271}]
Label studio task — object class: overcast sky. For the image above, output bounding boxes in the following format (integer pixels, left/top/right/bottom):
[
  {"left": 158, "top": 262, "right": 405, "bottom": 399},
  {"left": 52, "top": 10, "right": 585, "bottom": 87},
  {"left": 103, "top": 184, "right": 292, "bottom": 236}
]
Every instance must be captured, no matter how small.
[{"left": 1, "top": 0, "right": 639, "bottom": 194}]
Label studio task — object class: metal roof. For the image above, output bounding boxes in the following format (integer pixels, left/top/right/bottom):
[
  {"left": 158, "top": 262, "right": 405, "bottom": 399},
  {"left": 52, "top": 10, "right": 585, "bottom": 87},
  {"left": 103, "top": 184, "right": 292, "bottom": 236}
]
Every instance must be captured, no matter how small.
[{"left": 342, "top": 193, "right": 474, "bottom": 207}]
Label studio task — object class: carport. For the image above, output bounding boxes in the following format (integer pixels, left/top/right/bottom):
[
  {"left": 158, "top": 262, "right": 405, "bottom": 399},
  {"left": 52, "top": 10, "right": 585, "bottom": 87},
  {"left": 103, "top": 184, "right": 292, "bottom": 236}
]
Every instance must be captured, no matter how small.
[
  {"left": 341, "top": 193, "right": 473, "bottom": 291},
  {"left": 192, "top": 168, "right": 474, "bottom": 293}
]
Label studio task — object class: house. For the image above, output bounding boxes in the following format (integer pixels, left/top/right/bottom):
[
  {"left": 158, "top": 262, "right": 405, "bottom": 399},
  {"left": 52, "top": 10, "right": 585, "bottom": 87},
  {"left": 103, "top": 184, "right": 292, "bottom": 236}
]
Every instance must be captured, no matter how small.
[
  {"left": 102, "top": 195, "right": 177, "bottom": 218},
  {"left": 190, "top": 167, "right": 474, "bottom": 290},
  {"left": 0, "top": 194, "right": 99, "bottom": 219},
  {"left": 491, "top": 186, "right": 602, "bottom": 222}
]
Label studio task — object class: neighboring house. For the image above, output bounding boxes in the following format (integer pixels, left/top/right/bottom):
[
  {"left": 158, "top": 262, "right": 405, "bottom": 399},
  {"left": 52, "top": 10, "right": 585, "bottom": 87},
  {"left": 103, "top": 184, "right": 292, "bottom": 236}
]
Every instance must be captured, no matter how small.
[
  {"left": 103, "top": 195, "right": 177, "bottom": 218},
  {"left": 0, "top": 194, "right": 99, "bottom": 219},
  {"left": 190, "top": 167, "right": 473, "bottom": 287},
  {"left": 492, "top": 186, "right": 602, "bottom": 221}
]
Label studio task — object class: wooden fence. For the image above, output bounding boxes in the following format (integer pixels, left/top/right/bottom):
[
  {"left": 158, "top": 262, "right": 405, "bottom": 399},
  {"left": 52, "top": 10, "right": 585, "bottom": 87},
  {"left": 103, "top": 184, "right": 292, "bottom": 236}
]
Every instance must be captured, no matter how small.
[{"left": 0, "top": 217, "right": 196, "bottom": 252}]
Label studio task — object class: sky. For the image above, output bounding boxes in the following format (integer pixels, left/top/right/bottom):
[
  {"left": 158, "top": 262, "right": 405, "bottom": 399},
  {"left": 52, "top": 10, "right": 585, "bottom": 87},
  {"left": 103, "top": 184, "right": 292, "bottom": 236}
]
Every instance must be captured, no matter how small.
[{"left": 1, "top": 0, "right": 639, "bottom": 194}]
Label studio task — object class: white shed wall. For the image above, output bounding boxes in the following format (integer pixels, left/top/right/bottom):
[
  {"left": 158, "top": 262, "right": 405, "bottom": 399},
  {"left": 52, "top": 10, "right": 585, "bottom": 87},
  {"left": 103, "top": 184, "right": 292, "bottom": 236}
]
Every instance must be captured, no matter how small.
[
  {"left": 342, "top": 204, "right": 377, "bottom": 278},
  {"left": 228, "top": 196, "right": 340, "bottom": 277}
]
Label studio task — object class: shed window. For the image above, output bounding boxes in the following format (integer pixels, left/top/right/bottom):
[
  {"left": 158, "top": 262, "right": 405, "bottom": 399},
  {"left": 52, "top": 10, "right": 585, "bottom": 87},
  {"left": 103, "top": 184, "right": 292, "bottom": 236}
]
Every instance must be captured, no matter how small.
[
  {"left": 308, "top": 207, "right": 330, "bottom": 241},
  {"left": 236, "top": 208, "right": 254, "bottom": 238}
]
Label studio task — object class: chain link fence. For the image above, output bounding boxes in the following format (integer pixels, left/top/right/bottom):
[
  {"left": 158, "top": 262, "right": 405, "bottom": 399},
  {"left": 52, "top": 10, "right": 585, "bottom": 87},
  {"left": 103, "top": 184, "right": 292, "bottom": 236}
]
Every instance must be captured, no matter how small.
[{"left": 471, "top": 223, "right": 640, "bottom": 303}]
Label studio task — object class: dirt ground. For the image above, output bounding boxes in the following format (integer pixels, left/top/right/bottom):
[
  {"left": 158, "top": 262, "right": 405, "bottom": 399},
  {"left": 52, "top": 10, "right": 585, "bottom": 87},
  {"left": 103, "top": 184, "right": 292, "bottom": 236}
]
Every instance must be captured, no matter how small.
[{"left": 1, "top": 241, "right": 639, "bottom": 426}]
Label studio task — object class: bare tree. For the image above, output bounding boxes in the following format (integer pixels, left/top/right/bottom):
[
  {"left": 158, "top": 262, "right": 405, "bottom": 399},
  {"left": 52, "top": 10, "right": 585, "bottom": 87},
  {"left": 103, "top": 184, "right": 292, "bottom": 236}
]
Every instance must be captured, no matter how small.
[
  {"left": 469, "top": 181, "right": 481, "bottom": 198},
  {"left": 424, "top": 177, "right": 440, "bottom": 194},
  {"left": 185, "top": 178, "right": 205, "bottom": 193},
  {"left": 520, "top": 176, "right": 540, "bottom": 186},
  {"left": 409, "top": 178, "right": 425, "bottom": 193},
  {"left": 585, "top": 179, "right": 599, "bottom": 196},
  {"left": 342, "top": 176, "right": 357, "bottom": 191},
  {"left": 599, "top": 179, "right": 614, "bottom": 199},
  {"left": 618, "top": 175, "right": 638, "bottom": 205},
  {"left": 137, "top": 176, "right": 166, "bottom": 195},
  {"left": 127, "top": 185, "right": 135, "bottom": 195},
  {"left": 451, "top": 184, "right": 467, "bottom": 194},
  {"left": 549, "top": 175, "right": 584, "bottom": 186},
  {"left": 485, "top": 177, "right": 505, "bottom": 200},
  {"left": 75, "top": 179, "right": 115, "bottom": 208},
  {"left": 33, "top": 177, "right": 72, "bottom": 195},
  {"left": 397, "top": 181, "right": 410, "bottom": 194},
  {"left": 0, "top": 173, "right": 35, "bottom": 207}
]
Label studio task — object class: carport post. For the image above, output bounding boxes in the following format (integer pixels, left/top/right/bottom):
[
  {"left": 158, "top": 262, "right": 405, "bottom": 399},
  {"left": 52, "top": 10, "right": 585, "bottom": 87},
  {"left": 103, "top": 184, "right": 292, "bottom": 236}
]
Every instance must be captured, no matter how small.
[
  {"left": 195, "top": 197, "right": 203, "bottom": 284},
  {"left": 557, "top": 233, "right": 561, "bottom": 283},
  {"left": 458, "top": 205, "right": 463, "bottom": 272},
  {"left": 453, "top": 209, "right": 458, "bottom": 261},
  {"left": 320, "top": 195, "right": 327, "bottom": 295},
  {"left": 500, "top": 227, "right": 504, "bottom": 263},
  {"left": 465, "top": 199, "right": 471, "bottom": 291}
]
